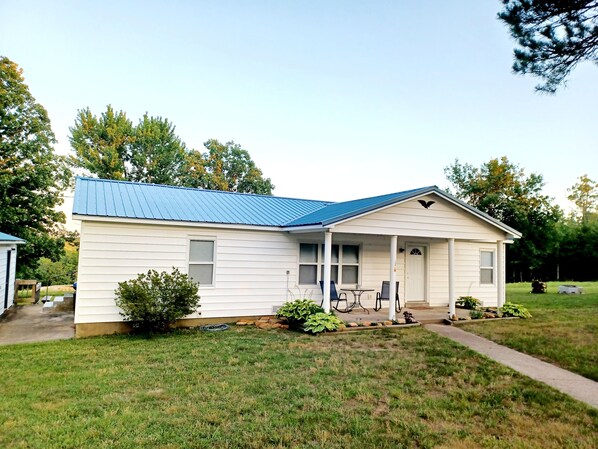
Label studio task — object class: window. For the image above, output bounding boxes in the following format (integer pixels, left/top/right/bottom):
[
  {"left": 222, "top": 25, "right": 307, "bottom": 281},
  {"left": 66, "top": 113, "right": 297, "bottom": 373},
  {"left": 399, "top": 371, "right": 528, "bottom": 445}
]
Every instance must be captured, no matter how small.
[
  {"left": 299, "top": 243, "right": 360, "bottom": 285},
  {"left": 299, "top": 243, "right": 318, "bottom": 285},
  {"left": 189, "top": 240, "right": 215, "bottom": 286},
  {"left": 480, "top": 250, "right": 494, "bottom": 285}
]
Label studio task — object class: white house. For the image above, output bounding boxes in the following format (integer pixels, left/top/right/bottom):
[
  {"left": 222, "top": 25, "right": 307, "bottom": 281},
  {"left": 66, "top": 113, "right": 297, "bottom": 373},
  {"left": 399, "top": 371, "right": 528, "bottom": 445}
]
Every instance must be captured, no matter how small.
[
  {"left": 0, "top": 232, "right": 25, "bottom": 316},
  {"left": 72, "top": 177, "right": 521, "bottom": 337}
]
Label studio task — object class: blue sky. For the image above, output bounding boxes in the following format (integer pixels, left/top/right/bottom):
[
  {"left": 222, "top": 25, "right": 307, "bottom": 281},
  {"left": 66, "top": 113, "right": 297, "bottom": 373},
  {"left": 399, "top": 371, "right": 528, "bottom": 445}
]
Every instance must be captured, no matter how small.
[{"left": 2, "top": 0, "right": 596, "bottom": 214}]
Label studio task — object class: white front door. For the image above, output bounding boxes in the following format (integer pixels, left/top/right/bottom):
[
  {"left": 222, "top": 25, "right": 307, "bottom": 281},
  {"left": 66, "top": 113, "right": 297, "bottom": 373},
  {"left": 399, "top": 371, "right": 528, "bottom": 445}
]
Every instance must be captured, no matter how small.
[{"left": 406, "top": 245, "right": 426, "bottom": 302}]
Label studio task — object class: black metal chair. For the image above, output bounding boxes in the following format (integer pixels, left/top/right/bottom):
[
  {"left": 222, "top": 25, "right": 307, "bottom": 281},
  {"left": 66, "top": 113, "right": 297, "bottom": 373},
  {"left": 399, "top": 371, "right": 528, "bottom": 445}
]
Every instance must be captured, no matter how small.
[
  {"left": 319, "top": 280, "right": 349, "bottom": 312},
  {"left": 374, "top": 281, "right": 401, "bottom": 312}
]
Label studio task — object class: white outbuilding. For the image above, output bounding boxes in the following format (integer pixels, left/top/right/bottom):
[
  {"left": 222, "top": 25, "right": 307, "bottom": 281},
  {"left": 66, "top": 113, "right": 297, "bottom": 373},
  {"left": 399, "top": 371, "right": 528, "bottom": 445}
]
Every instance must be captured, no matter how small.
[{"left": 0, "top": 232, "right": 25, "bottom": 316}]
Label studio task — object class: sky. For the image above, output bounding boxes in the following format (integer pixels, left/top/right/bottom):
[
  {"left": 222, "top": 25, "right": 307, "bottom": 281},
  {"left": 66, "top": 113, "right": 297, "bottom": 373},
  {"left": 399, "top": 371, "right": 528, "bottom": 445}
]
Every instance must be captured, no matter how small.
[{"left": 1, "top": 0, "right": 596, "bottom": 230}]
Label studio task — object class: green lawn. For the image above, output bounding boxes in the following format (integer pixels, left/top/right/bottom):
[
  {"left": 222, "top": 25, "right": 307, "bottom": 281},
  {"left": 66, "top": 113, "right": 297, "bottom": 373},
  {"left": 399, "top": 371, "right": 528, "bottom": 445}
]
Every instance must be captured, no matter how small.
[
  {"left": 1, "top": 327, "right": 596, "bottom": 449},
  {"left": 16, "top": 284, "right": 74, "bottom": 305},
  {"left": 462, "top": 282, "right": 598, "bottom": 381}
]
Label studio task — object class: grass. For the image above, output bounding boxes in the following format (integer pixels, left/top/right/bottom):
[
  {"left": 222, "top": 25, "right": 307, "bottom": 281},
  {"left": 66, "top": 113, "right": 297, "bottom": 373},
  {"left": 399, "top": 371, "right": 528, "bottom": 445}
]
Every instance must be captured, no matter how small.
[
  {"left": 0, "top": 327, "right": 596, "bottom": 449},
  {"left": 16, "top": 284, "right": 74, "bottom": 305},
  {"left": 462, "top": 282, "right": 598, "bottom": 381}
]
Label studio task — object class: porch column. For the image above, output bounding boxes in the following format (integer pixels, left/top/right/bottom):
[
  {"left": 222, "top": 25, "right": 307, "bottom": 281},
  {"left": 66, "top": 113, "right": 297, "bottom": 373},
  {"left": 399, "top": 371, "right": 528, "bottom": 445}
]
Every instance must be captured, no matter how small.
[
  {"left": 389, "top": 235, "right": 398, "bottom": 321},
  {"left": 497, "top": 240, "right": 505, "bottom": 307},
  {"left": 448, "top": 238, "right": 455, "bottom": 318},
  {"left": 322, "top": 231, "right": 332, "bottom": 313}
]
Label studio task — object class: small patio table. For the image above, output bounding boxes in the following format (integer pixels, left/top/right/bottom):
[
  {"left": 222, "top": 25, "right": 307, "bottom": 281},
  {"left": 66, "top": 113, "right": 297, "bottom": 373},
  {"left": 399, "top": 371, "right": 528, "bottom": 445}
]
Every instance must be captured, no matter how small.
[{"left": 340, "top": 288, "right": 374, "bottom": 314}]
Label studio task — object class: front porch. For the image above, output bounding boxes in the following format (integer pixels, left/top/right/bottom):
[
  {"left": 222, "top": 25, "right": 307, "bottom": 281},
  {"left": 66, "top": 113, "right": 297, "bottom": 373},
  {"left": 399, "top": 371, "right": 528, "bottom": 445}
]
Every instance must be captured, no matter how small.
[{"left": 333, "top": 303, "right": 450, "bottom": 324}]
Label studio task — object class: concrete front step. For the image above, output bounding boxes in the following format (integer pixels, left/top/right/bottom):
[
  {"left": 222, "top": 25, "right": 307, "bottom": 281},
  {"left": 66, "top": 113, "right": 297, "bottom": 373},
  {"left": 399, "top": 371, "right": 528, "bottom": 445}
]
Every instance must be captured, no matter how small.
[
  {"left": 404, "top": 301, "right": 430, "bottom": 308},
  {"left": 42, "top": 301, "right": 54, "bottom": 312}
]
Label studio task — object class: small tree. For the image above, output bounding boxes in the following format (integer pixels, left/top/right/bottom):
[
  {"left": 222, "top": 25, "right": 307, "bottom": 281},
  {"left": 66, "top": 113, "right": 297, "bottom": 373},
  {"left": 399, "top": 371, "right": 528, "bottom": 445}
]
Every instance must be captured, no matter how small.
[
  {"left": 567, "top": 174, "right": 598, "bottom": 224},
  {"left": 115, "top": 268, "right": 200, "bottom": 333}
]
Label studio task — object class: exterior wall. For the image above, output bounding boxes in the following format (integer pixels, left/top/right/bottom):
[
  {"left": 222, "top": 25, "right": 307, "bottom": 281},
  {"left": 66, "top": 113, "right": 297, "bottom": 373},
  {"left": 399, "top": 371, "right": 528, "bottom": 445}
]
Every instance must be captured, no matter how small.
[
  {"left": 428, "top": 240, "right": 500, "bottom": 307},
  {"left": 0, "top": 244, "right": 17, "bottom": 315},
  {"left": 76, "top": 221, "right": 302, "bottom": 324},
  {"left": 303, "top": 236, "right": 500, "bottom": 307},
  {"left": 334, "top": 195, "right": 505, "bottom": 240}
]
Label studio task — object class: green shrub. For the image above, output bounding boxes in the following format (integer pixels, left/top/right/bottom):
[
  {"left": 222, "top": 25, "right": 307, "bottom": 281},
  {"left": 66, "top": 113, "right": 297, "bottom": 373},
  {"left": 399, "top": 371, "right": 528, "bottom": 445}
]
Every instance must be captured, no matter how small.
[
  {"left": 303, "top": 312, "right": 344, "bottom": 334},
  {"left": 469, "top": 308, "right": 485, "bottom": 319},
  {"left": 500, "top": 301, "right": 532, "bottom": 319},
  {"left": 276, "top": 299, "right": 324, "bottom": 325},
  {"left": 115, "top": 268, "right": 200, "bottom": 333},
  {"left": 456, "top": 296, "right": 481, "bottom": 309}
]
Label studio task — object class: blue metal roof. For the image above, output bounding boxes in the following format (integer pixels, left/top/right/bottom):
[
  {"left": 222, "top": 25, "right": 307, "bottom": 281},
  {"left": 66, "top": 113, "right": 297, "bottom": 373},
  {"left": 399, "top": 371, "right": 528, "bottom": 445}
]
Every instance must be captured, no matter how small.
[
  {"left": 284, "top": 187, "right": 434, "bottom": 226},
  {"left": 0, "top": 232, "right": 25, "bottom": 243},
  {"left": 72, "top": 177, "right": 521, "bottom": 237},
  {"left": 73, "top": 177, "right": 331, "bottom": 226}
]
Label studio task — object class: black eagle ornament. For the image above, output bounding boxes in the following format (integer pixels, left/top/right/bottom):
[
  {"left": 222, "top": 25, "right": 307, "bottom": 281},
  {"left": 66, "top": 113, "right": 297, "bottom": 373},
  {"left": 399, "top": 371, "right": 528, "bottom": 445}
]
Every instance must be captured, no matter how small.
[{"left": 418, "top": 200, "right": 435, "bottom": 209}]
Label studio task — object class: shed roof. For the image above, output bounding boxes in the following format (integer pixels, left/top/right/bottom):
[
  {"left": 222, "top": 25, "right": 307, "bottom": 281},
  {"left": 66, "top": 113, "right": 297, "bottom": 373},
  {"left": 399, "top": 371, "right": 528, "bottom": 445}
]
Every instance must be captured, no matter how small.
[
  {"left": 0, "top": 232, "right": 25, "bottom": 243},
  {"left": 72, "top": 177, "right": 521, "bottom": 237}
]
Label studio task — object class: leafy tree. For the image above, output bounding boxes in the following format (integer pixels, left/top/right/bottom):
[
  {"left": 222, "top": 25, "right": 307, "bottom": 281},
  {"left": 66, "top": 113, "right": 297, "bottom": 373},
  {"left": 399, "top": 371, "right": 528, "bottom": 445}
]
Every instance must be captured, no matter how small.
[
  {"left": 69, "top": 105, "right": 134, "bottom": 180},
  {"left": 567, "top": 174, "right": 598, "bottom": 223},
  {"left": 70, "top": 107, "right": 275, "bottom": 194},
  {"left": 498, "top": 1, "right": 598, "bottom": 93},
  {"left": 0, "top": 56, "right": 71, "bottom": 276},
  {"left": 35, "top": 238, "right": 79, "bottom": 286},
  {"left": 183, "top": 139, "right": 274, "bottom": 194},
  {"left": 445, "top": 156, "right": 562, "bottom": 281},
  {"left": 69, "top": 107, "right": 186, "bottom": 185},
  {"left": 129, "top": 114, "right": 187, "bottom": 185}
]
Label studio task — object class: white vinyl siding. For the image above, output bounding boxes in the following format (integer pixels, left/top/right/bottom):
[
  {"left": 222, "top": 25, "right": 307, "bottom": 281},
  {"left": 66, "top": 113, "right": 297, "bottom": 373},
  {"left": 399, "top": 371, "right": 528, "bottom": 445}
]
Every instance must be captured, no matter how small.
[
  {"left": 334, "top": 195, "right": 505, "bottom": 240},
  {"left": 75, "top": 221, "right": 300, "bottom": 324}
]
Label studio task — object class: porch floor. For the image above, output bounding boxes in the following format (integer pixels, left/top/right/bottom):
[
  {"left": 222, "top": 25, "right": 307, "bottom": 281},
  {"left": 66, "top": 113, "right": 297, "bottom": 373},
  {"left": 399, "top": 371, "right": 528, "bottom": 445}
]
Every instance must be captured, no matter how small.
[{"left": 334, "top": 304, "right": 449, "bottom": 324}]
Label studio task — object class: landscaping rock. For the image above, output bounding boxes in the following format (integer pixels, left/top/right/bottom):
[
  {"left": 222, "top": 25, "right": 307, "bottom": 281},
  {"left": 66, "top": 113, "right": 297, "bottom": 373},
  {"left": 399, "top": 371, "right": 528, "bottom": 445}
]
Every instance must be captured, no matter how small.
[
  {"left": 383, "top": 320, "right": 393, "bottom": 326},
  {"left": 362, "top": 321, "right": 372, "bottom": 327},
  {"left": 347, "top": 322, "right": 359, "bottom": 327}
]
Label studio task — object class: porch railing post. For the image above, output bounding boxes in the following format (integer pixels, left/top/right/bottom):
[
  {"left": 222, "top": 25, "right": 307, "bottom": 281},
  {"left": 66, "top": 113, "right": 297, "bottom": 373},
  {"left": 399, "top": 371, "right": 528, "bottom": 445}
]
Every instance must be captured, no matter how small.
[
  {"left": 448, "top": 238, "right": 455, "bottom": 318},
  {"left": 389, "top": 235, "right": 398, "bottom": 321},
  {"left": 322, "top": 231, "right": 332, "bottom": 313},
  {"left": 497, "top": 240, "right": 505, "bottom": 307}
]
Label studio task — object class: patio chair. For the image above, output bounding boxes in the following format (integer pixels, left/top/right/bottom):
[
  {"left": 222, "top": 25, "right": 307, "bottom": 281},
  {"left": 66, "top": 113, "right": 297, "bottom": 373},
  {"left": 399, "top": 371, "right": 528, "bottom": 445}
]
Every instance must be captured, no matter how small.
[
  {"left": 374, "top": 281, "right": 401, "bottom": 312},
  {"left": 319, "top": 281, "right": 349, "bottom": 312}
]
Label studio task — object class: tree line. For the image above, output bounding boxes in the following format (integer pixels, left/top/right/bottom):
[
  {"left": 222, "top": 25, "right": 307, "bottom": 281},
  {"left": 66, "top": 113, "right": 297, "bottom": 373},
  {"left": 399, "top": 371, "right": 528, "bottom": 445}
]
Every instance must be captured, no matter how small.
[
  {"left": 69, "top": 106, "right": 273, "bottom": 193},
  {"left": 2, "top": 44, "right": 597, "bottom": 282},
  {"left": 446, "top": 158, "right": 598, "bottom": 282},
  {"left": 1, "top": 56, "right": 273, "bottom": 278}
]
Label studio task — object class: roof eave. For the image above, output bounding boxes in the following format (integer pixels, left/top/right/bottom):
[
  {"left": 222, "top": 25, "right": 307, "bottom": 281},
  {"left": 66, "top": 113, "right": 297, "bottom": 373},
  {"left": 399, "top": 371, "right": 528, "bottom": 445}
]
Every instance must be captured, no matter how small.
[{"left": 72, "top": 213, "right": 285, "bottom": 232}]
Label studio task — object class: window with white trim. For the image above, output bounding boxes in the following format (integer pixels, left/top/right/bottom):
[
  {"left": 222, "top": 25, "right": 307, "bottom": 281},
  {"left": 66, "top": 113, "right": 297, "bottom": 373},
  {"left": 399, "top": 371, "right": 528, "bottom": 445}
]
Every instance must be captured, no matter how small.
[
  {"left": 189, "top": 240, "right": 215, "bottom": 286},
  {"left": 298, "top": 243, "right": 360, "bottom": 285},
  {"left": 480, "top": 250, "right": 494, "bottom": 285}
]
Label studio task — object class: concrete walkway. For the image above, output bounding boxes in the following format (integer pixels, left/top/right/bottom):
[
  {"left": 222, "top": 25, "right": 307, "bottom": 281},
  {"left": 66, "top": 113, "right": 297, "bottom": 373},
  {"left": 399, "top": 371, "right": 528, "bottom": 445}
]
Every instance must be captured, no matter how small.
[
  {"left": 0, "top": 303, "right": 75, "bottom": 345},
  {"left": 425, "top": 324, "right": 598, "bottom": 409}
]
